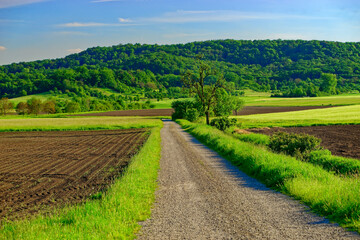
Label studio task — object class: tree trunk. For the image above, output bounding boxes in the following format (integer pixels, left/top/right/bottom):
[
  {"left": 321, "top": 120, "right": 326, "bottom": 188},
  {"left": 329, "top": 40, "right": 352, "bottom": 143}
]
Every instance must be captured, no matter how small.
[{"left": 206, "top": 111, "right": 210, "bottom": 125}]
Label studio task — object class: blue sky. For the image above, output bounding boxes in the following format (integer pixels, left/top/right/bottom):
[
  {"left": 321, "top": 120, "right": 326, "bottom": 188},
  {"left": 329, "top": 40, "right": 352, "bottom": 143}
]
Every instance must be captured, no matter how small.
[{"left": 0, "top": 0, "right": 359, "bottom": 65}]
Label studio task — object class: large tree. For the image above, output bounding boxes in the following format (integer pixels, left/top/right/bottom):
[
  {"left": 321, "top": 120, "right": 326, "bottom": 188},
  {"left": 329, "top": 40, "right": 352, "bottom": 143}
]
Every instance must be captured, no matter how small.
[{"left": 181, "top": 57, "right": 225, "bottom": 125}]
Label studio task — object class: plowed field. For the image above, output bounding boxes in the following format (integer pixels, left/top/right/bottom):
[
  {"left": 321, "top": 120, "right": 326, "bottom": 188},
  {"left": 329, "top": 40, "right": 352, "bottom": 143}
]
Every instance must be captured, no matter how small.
[
  {"left": 0, "top": 129, "right": 149, "bottom": 221},
  {"left": 249, "top": 125, "right": 360, "bottom": 159}
]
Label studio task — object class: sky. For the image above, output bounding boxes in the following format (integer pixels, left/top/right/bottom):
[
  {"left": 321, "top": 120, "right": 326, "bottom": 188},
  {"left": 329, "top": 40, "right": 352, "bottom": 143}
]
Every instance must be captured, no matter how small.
[{"left": 0, "top": 0, "right": 359, "bottom": 65}]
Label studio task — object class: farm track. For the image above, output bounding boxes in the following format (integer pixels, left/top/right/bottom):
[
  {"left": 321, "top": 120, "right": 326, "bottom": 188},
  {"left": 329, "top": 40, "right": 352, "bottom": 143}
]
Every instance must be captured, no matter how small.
[
  {"left": 138, "top": 120, "right": 359, "bottom": 239},
  {"left": 0, "top": 129, "right": 149, "bottom": 221}
]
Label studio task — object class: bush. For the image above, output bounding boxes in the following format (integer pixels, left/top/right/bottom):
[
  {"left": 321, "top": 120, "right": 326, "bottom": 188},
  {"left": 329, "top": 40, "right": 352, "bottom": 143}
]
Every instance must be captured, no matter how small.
[
  {"left": 210, "top": 116, "right": 237, "bottom": 131},
  {"left": 171, "top": 100, "right": 200, "bottom": 121},
  {"left": 269, "top": 131, "right": 321, "bottom": 160},
  {"left": 185, "top": 108, "right": 199, "bottom": 122}
]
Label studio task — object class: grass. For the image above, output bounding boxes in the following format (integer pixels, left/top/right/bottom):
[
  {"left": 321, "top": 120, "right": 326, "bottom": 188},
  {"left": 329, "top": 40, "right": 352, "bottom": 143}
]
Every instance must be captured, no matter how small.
[
  {"left": 231, "top": 132, "right": 360, "bottom": 176},
  {"left": 0, "top": 125, "right": 162, "bottom": 240},
  {"left": 177, "top": 119, "right": 360, "bottom": 232},
  {"left": 9, "top": 92, "right": 70, "bottom": 105},
  {"left": 234, "top": 104, "right": 360, "bottom": 128},
  {"left": 146, "top": 98, "right": 192, "bottom": 109},
  {"left": 0, "top": 116, "right": 163, "bottom": 132}
]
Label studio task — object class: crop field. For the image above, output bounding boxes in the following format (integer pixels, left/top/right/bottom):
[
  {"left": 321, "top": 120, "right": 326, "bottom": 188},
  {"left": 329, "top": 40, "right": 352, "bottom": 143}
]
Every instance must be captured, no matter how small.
[
  {"left": 243, "top": 94, "right": 360, "bottom": 106},
  {"left": 0, "top": 116, "right": 162, "bottom": 132},
  {"left": 249, "top": 125, "right": 360, "bottom": 159},
  {"left": 235, "top": 104, "right": 360, "bottom": 128},
  {"left": 74, "top": 108, "right": 174, "bottom": 117},
  {"left": 0, "top": 129, "right": 149, "bottom": 220}
]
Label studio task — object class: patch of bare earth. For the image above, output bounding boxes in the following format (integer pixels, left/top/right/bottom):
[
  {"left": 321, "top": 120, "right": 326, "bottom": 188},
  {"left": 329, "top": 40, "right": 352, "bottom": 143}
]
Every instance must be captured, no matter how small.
[
  {"left": 249, "top": 125, "right": 360, "bottom": 159},
  {"left": 137, "top": 120, "right": 358, "bottom": 239},
  {"left": 0, "top": 129, "right": 148, "bottom": 221}
]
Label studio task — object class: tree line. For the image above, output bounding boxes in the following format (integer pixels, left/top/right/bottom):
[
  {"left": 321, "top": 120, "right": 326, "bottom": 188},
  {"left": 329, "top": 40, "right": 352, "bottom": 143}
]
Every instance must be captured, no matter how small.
[{"left": 1, "top": 39, "right": 359, "bottom": 101}]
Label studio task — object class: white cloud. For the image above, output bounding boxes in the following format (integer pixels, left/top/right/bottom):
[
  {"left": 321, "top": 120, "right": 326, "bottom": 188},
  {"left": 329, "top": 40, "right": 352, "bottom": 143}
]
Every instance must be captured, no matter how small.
[
  {"left": 54, "top": 31, "right": 91, "bottom": 36},
  {"left": 0, "top": 0, "right": 47, "bottom": 9},
  {"left": 118, "top": 18, "right": 132, "bottom": 23},
  {"left": 163, "top": 32, "right": 214, "bottom": 38},
  {"left": 58, "top": 22, "right": 109, "bottom": 27},
  {"left": 267, "top": 33, "right": 310, "bottom": 40},
  {"left": 0, "top": 46, "right": 6, "bottom": 51},
  {"left": 91, "top": 0, "right": 123, "bottom": 2},
  {"left": 57, "top": 21, "right": 137, "bottom": 28},
  {"left": 143, "top": 10, "right": 333, "bottom": 24},
  {"left": 67, "top": 48, "right": 83, "bottom": 54}
]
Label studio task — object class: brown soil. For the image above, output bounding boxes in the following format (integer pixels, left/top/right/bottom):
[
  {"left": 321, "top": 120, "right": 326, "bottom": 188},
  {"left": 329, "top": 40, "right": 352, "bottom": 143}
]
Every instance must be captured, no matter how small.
[
  {"left": 0, "top": 129, "right": 149, "bottom": 221},
  {"left": 73, "top": 108, "right": 174, "bottom": 117},
  {"left": 72, "top": 106, "right": 333, "bottom": 117},
  {"left": 248, "top": 125, "right": 360, "bottom": 159}
]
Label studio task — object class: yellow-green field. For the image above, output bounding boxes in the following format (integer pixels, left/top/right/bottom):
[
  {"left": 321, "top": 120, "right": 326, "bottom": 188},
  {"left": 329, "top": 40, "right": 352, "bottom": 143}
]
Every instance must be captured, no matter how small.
[
  {"left": 244, "top": 94, "right": 360, "bottom": 106},
  {"left": 0, "top": 116, "right": 162, "bottom": 131},
  {"left": 234, "top": 104, "right": 360, "bottom": 128}
]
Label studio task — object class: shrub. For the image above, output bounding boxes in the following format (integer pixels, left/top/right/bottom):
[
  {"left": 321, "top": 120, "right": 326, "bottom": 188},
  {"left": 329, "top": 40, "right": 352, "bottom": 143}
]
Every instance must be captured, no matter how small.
[
  {"left": 210, "top": 116, "right": 237, "bottom": 131},
  {"left": 185, "top": 108, "right": 200, "bottom": 122},
  {"left": 16, "top": 102, "right": 28, "bottom": 115},
  {"left": 171, "top": 100, "right": 200, "bottom": 121},
  {"left": 269, "top": 131, "right": 321, "bottom": 160}
]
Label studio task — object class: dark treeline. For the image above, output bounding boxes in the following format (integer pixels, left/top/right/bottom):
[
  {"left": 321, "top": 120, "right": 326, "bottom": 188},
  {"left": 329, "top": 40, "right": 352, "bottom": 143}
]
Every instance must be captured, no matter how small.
[{"left": 1, "top": 39, "right": 360, "bottom": 100}]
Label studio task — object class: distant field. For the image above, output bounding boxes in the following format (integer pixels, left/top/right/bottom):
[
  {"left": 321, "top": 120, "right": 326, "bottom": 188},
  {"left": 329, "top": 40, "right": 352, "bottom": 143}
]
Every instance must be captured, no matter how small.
[
  {"left": 9, "top": 92, "right": 70, "bottom": 105},
  {"left": 234, "top": 104, "right": 360, "bottom": 128},
  {"left": 146, "top": 92, "right": 360, "bottom": 109},
  {"left": 243, "top": 94, "right": 360, "bottom": 107},
  {"left": 0, "top": 116, "right": 162, "bottom": 132}
]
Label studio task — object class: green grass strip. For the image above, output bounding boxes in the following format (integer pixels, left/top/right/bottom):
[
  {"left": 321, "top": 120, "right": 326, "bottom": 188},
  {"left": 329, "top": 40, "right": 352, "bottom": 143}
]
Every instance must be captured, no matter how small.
[
  {"left": 0, "top": 126, "right": 161, "bottom": 240},
  {"left": 231, "top": 131, "right": 360, "bottom": 176},
  {"left": 177, "top": 119, "right": 360, "bottom": 232}
]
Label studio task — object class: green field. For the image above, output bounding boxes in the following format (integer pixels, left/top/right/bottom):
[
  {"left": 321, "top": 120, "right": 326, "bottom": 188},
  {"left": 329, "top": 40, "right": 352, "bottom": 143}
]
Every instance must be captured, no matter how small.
[
  {"left": 244, "top": 94, "right": 360, "bottom": 106},
  {"left": 234, "top": 104, "right": 360, "bottom": 128},
  {"left": 0, "top": 116, "right": 162, "bottom": 132},
  {"left": 9, "top": 92, "right": 71, "bottom": 105},
  {"left": 143, "top": 92, "right": 360, "bottom": 109}
]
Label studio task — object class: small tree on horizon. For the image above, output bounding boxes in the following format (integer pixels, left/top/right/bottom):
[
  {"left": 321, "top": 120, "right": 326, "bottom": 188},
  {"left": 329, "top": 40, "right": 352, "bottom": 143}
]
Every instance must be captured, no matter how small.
[
  {"left": 181, "top": 56, "right": 225, "bottom": 125},
  {"left": 0, "top": 98, "right": 14, "bottom": 116}
]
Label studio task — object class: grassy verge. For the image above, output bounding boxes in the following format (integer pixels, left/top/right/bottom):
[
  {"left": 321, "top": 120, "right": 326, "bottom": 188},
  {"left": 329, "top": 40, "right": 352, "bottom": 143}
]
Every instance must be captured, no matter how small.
[
  {"left": 232, "top": 131, "right": 360, "bottom": 176},
  {"left": 177, "top": 119, "right": 360, "bottom": 232},
  {"left": 0, "top": 126, "right": 161, "bottom": 240},
  {"left": 0, "top": 116, "right": 162, "bottom": 132}
]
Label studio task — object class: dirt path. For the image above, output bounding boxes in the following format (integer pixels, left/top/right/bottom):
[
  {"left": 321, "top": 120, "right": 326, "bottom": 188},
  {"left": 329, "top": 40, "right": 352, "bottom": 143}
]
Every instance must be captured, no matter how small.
[{"left": 137, "top": 120, "right": 359, "bottom": 239}]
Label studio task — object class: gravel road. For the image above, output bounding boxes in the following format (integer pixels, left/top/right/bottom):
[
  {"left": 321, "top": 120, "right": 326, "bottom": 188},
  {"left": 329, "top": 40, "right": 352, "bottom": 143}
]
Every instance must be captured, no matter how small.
[{"left": 137, "top": 120, "right": 359, "bottom": 239}]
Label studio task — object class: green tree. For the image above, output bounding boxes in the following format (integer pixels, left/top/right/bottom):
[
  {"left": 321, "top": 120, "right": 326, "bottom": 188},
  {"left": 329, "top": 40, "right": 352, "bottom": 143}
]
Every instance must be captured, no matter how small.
[
  {"left": 181, "top": 57, "right": 225, "bottom": 125},
  {"left": 16, "top": 102, "right": 28, "bottom": 115},
  {"left": 320, "top": 73, "right": 337, "bottom": 94},
  {"left": 27, "top": 98, "right": 42, "bottom": 115},
  {"left": 0, "top": 98, "right": 14, "bottom": 115},
  {"left": 43, "top": 100, "right": 56, "bottom": 114}
]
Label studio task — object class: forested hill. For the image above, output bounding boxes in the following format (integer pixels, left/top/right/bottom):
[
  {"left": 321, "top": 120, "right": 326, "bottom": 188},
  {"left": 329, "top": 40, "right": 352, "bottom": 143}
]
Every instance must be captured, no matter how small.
[{"left": 1, "top": 39, "right": 360, "bottom": 99}]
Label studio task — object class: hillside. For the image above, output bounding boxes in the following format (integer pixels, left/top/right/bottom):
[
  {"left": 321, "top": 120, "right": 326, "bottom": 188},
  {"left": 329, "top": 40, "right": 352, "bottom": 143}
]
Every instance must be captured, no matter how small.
[{"left": 1, "top": 39, "right": 360, "bottom": 101}]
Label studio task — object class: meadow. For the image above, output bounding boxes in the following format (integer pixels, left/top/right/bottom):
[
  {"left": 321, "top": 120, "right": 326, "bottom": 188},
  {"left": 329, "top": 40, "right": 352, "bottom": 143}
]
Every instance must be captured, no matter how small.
[{"left": 234, "top": 104, "right": 360, "bottom": 128}]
